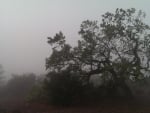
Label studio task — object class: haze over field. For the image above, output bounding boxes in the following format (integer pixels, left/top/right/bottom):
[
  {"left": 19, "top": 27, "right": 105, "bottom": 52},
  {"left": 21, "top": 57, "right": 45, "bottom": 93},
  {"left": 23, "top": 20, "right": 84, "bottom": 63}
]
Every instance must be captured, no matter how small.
[{"left": 0, "top": 0, "right": 150, "bottom": 77}]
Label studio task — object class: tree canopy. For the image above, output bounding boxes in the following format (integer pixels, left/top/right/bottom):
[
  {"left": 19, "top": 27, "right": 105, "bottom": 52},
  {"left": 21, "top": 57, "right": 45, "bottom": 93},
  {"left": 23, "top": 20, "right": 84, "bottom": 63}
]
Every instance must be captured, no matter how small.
[{"left": 46, "top": 8, "right": 150, "bottom": 98}]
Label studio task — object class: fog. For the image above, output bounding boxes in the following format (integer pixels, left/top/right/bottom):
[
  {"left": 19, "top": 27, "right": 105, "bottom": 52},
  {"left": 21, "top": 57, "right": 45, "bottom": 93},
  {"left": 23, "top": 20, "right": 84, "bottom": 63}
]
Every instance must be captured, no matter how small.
[
  {"left": 1, "top": 1, "right": 150, "bottom": 112},
  {"left": 0, "top": 0, "right": 149, "bottom": 77}
]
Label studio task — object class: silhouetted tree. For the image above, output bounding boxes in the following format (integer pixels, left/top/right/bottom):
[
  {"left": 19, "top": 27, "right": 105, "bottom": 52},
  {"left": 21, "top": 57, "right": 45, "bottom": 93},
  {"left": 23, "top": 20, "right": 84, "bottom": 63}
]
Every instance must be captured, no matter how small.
[{"left": 46, "top": 8, "right": 150, "bottom": 99}]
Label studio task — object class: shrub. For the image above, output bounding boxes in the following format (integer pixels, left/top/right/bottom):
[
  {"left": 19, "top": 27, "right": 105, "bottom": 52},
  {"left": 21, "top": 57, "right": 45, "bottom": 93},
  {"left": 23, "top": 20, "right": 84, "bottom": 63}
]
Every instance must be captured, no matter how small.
[
  {"left": 27, "top": 84, "right": 48, "bottom": 103},
  {"left": 44, "top": 71, "right": 84, "bottom": 106}
]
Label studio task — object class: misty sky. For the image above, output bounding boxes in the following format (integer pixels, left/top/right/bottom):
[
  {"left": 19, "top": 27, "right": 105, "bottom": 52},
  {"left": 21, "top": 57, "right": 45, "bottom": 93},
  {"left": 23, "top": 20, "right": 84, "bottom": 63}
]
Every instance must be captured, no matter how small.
[{"left": 0, "top": 0, "right": 150, "bottom": 76}]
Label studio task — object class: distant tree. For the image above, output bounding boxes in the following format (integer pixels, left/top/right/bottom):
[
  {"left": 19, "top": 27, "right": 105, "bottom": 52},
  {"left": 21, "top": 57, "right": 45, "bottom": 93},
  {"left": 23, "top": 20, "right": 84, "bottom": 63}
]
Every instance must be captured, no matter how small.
[
  {"left": 5, "top": 73, "right": 36, "bottom": 97},
  {"left": 0, "top": 65, "right": 4, "bottom": 85},
  {"left": 46, "top": 8, "right": 150, "bottom": 98}
]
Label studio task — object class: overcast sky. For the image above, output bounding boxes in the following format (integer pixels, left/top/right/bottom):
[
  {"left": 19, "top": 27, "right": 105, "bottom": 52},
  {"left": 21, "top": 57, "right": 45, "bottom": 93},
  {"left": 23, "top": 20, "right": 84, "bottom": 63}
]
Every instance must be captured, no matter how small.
[{"left": 0, "top": 0, "right": 150, "bottom": 76}]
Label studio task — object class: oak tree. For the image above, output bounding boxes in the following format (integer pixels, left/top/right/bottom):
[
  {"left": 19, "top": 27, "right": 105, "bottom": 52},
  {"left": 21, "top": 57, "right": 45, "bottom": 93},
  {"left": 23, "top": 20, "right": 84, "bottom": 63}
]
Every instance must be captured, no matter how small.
[{"left": 46, "top": 8, "right": 150, "bottom": 98}]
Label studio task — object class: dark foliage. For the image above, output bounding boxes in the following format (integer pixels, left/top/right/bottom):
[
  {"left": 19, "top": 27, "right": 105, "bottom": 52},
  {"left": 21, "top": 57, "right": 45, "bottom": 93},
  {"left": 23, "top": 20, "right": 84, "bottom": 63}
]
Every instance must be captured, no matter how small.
[
  {"left": 3, "top": 73, "right": 36, "bottom": 99},
  {"left": 45, "top": 8, "right": 150, "bottom": 105},
  {"left": 44, "top": 70, "right": 85, "bottom": 106}
]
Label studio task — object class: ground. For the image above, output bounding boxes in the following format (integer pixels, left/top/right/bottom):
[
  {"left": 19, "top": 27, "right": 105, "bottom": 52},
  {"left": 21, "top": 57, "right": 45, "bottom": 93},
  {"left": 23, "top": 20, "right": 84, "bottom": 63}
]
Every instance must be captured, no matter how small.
[{"left": 0, "top": 98, "right": 150, "bottom": 113}]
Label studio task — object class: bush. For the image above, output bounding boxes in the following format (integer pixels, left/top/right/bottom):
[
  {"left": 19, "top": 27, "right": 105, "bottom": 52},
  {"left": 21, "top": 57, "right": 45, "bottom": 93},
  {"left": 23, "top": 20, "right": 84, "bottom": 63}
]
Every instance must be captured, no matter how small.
[
  {"left": 27, "top": 84, "right": 48, "bottom": 102},
  {"left": 44, "top": 71, "right": 84, "bottom": 106},
  {"left": 26, "top": 75, "right": 48, "bottom": 103}
]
